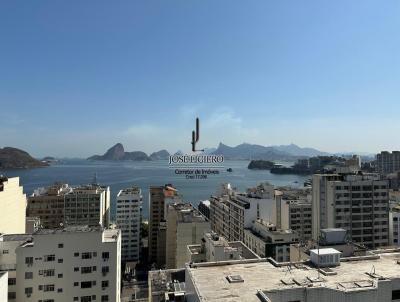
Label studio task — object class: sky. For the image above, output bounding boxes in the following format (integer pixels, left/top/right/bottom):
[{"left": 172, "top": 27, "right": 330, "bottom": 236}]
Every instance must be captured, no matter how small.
[{"left": 0, "top": 1, "right": 399, "bottom": 157}]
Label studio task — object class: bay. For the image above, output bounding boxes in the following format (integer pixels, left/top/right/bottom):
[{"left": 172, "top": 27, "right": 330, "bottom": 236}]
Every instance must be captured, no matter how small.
[{"left": 2, "top": 159, "right": 309, "bottom": 220}]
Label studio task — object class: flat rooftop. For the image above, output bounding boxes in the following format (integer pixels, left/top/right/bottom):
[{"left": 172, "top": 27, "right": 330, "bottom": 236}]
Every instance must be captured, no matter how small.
[{"left": 187, "top": 252, "right": 400, "bottom": 302}]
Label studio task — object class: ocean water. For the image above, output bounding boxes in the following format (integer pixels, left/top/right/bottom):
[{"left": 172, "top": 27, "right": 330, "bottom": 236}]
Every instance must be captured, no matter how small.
[{"left": 3, "top": 159, "right": 309, "bottom": 219}]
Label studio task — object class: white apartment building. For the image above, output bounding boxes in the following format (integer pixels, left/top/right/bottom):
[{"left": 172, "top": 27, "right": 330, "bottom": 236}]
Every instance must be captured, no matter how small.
[
  {"left": 0, "top": 271, "right": 7, "bottom": 302},
  {"left": 210, "top": 182, "right": 275, "bottom": 242},
  {"left": 312, "top": 173, "right": 389, "bottom": 248},
  {"left": 15, "top": 226, "right": 121, "bottom": 302},
  {"left": 64, "top": 185, "right": 110, "bottom": 227},
  {"left": 389, "top": 204, "right": 400, "bottom": 246},
  {"left": 244, "top": 220, "right": 298, "bottom": 262},
  {"left": 0, "top": 177, "right": 26, "bottom": 234},
  {"left": 165, "top": 203, "right": 210, "bottom": 269},
  {"left": 0, "top": 234, "right": 32, "bottom": 302},
  {"left": 116, "top": 186, "right": 142, "bottom": 262},
  {"left": 274, "top": 188, "right": 312, "bottom": 241}
]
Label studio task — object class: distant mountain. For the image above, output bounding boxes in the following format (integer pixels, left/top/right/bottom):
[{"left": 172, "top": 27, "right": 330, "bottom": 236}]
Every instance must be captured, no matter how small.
[
  {"left": 212, "top": 142, "right": 329, "bottom": 160},
  {"left": 87, "top": 143, "right": 151, "bottom": 161},
  {"left": 272, "top": 143, "right": 329, "bottom": 157},
  {"left": 212, "top": 143, "right": 295, "bottom": 160},
  {"left": 201, "top": 147, "right": 217, "bottom": 155},
  {"left": 0, "top": 147, "right": 48, "bottom": 169},
  {"left": 149, "top": 150, "right": 170, "bottom": 160}
]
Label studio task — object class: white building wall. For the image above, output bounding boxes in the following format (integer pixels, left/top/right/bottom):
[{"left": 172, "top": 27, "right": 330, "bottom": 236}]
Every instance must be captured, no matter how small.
[
  {"left": 0, "top": 177, "right": 26, "bottom": 234},
  {"left": 0, "top": 272, "right": 7, "bottom": 302},
  {"left": 15, "top": 228, "right": 121, "bottom": 302}
]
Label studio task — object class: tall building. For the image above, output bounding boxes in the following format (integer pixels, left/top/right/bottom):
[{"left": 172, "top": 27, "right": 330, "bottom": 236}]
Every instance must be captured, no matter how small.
[
  {"left": 312, "top": 173, "right": 389, "bottom": 248},
  {"left": 27, "top": 183, "right": 72, "bottom": 229},
  {"left": 0, "top": 234, "right": 32, "bottom": 302},
  {"left": 0, "top": 176, "right": 26, "bottom": 234},
  {"left": 197, "top": 200, "right": 210, "bottom": 220},
  {"left": 389, "top": 204, "right": 400, "bottom": 246},
  {"left": 15, "top": 226, "right": 121, "bottom": 302},
  {"left": 64, "top": 184, "right": 110, "bottom": 227},
  {"left": 377, "top": 151, "right": 400, "bottom": 175},
  {"left": 274, "top": 188, "right": 312, "bottom": 241},
  {"left": 165, "top": 203, "right": 210, "bottom": 269},
  {"left": 0, "top": 271, "right": 7, "bottom": 302},
  {"left": 148, "top": 185, "right": 180, "bottom": 267},
  {"left": 210, "top": 183, "right": 275, "bottom": 242},
  {"left": 244, "top": 220, "right": 299, "bottom": 262},
  {"left": 116, "top": 186, "right": 142, "bottom": 262}
]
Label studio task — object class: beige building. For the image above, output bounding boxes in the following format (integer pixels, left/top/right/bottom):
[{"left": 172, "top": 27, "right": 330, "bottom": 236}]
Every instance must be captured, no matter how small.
[
  {"left": 0, "top": 177, "right": 26, "bottom": 234},
  {"left": 312, "top": 173, "right": 389, "bottom": 248},
  {"left": 0, "top": 234, "right": 32, "bottom": 302},
  {"left": 148, "top": 185, "right": 180, "bottom": 267},
  {"left": 27, "top": 183, "right": 72, "bottom": 229},
  {"left": 244, "top": 220, "right": 298, "bottom": 262},
  {"left": 16, "top": 226, "right": 121, "bottom": 302},
  {"left": 210, "top": 183, "right": 275, "bottom": 242},
  {"left": 64, "top": 184, "right": 110, "bottom": 227},
  {"left": 165, "top": 203, "right": 209, "bottom": 269}
]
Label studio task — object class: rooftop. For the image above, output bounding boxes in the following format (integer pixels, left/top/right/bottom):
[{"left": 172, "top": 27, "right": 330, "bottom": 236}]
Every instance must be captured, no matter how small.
[{"left": 187, "top": 252, "right": 400, "bottom": 302}]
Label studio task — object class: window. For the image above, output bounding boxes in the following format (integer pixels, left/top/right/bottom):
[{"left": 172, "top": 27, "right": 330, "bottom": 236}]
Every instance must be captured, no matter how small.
[
  {"left": 25, "top": 272, "right": 33, "bottom": 279},
  {"left": 24, "top": 287, "right": 33, "bottom": 295},
  {"left": 74, "top": 252, "right": 80, "bottom": 257},
  {"left": 25, "top": 257, "right": 33, "bottom": 265},
  {"left": 82, "top": 252, "right": 92, "bottom": 259},
  {"left": 43, "top": 284, "right": 54, "bottom": 292},
  {"left": 8, "top": 278, "right": 16, "bottom": 285},
  {"left": 58, "top": 258, "right": 63, "bottom": 263},
  {"left": 43, "top": 269, "right": 55, "bottom": 277},
  {"left": 8, "top": 292, "right": 16, "bottom": 300},
  {"left": 102, "top": 252, "right": 109, "bottom": 259},
  {"left": 2, "top": 249, "right": 9, "bottom": 254},
  {"left": 81, "top": 281, "right": 92, "bottom": 288},
  {"left": 101, "top": 295, "right": 109, "bottom": 302},
  {"left": 102, "top": 266, "right": 109, "bottom": 275},
  {"left": 58, "top": 243, "right": 64, "bottom": 248},
  {"left": 81, "top": 267, "right": 92, "bottom": 274},
  {"left": 101, "top": 280, "right": 109, "bottom": 288},
  {"left": 393, "top": 289, "right": 400, "bottom": 300},
  {"left": 74, "top": 298, "right": 78, "bottom": 301},
  {"left": 74, "top": 267, "right": 79, "bottom": 272},
  {"left": 58, "top": 273, "right": 63, "bottom": 278},
  {"left": 43, "top": 300, "right": 55, "bottom": 302},
  {"left": 57, "top": 288, "right": 63, "bottom": 293},
  {"left": 74, "top": 282, "right": 79, "bottom": 286},
  {"left": 81, "top": 296, "right": 92, "bottom": 302},
  {"left": 44, "top": 255, "right": 55, "bottom": 262}
]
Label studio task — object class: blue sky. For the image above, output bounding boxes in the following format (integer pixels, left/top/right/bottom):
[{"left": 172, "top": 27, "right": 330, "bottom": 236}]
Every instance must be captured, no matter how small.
[{"left": 0, "top": 1, "right": 399, "bottom": 157}]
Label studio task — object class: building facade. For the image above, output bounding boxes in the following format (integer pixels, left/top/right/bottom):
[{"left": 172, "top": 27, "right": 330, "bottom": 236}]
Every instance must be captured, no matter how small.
[
  {"left": 312, "top": 173, "right": 389, "bottom": 248},
  {"left": 165, "top": 203, "right": 210, "bottom": 269},
  {"left": 15, "top": 226, "right": 121, "bottom": 302},
  {"left": 64, "top": 185, "right": 110, "bottom": 228},
  {"left": 0, "top": 177, "right": 26, "bottom": 234},
  {"left": 116, "top": 186, "right": 142, "bottom": 262},
  {"left": 27, "top": 183, "right": 72, "bottom": 229},
  {"left": 377, "top": 151, "right": 400, "bottom": 175},
  {"left": 210, "top": 183, "right": 275, "bottom": 242}
]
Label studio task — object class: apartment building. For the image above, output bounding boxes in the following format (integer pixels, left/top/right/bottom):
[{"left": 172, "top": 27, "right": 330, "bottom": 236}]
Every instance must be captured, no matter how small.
[
  {"left": 187, "top": 232, "right": 259, "bottom": 264},
  {"left": 64, "top": 185, "right": 110, "bottom": 228},
  {"left": 148, "top": 185, "right": 180, "bottom": 267},
  {"left": 244, "top": 220, "right": 298, "bottom": 262},
  {"left": 389, "top": 204, "right": 400, "bottom": 246},
  {"left": 116, "top": 186, "right": 142, "bottom": 262},
  {"left": 165, "top": 203, "right": 210, "bottom": 269},
  {"left": 312, "top": 173, "right": 389, "bottom": 248},
  {"left": 210, "top": 182, "right": 275, "bottom": 242},
  {"left": 15, "top": 226, "right": 121, "bottom": 302},
  {"left": 197, "top": 200, "right": 210, "bottom": 220},
  {"left": 27, "top": 183, "right": 72, "bottom": 229},
  {"left": 0, "top": 234, "right": 32, "bottom": 301},
  {"left": 0, "top": 271, "right": 7, "bottom": 302},
  {"left": 183, "top": 251, "right": 400, "bottom": 302},
  {"left": 377, "top": 151, "right": 400, "bottom": 175},
  {"left": 274, "top": 188, "right": 312, "bottom": 241},
  {"left": 0, "top": 176, "right": 26, "bottom": 234}
]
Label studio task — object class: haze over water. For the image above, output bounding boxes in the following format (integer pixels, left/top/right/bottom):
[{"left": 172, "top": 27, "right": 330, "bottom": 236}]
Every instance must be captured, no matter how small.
[{"left": 3, "top": 159, "right": 308, "bottom": 219}]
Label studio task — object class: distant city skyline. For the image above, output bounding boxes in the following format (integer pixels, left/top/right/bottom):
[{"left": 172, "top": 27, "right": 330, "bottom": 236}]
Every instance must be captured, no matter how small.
[{"left": 1, "top": 1, "right": 399, "bottom": 157}]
